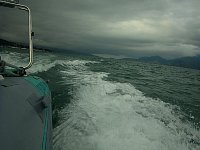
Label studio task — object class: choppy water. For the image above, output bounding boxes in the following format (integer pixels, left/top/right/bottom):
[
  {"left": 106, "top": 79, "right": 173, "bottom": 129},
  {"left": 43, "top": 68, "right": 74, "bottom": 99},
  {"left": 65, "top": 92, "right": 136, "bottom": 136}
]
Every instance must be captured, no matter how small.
[{"left": 1, "top": 49, "right": 200, "bottom": 150}]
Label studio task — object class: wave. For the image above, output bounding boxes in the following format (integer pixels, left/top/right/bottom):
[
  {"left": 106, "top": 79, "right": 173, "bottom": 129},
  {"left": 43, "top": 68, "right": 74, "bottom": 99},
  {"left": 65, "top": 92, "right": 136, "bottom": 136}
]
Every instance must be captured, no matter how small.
[
  {"left": 0, "top": 51, "right": 56, "bottom": 73},
  {"left": 53, "top": 60, "right": 200, "bottom": 150},
  {"left": 0, "top": 51, "right": 92, "bottom": 74},
  {"left": 2, "top": 51, "right": 199, "bottom": 149}
]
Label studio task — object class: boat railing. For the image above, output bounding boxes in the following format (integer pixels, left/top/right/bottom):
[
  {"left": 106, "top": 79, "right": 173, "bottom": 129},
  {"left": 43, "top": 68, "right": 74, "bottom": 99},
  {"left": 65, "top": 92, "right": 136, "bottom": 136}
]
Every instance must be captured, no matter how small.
[{"left": 0, "top": 0, "right": 33, "bottom": 70}]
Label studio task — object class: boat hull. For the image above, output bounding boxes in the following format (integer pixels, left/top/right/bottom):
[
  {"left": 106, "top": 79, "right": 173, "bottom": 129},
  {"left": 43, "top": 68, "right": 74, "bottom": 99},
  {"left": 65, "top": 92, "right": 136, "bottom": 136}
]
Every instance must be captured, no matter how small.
[{"left": 0, "top": 76, "right": 52, "bottom": 150}]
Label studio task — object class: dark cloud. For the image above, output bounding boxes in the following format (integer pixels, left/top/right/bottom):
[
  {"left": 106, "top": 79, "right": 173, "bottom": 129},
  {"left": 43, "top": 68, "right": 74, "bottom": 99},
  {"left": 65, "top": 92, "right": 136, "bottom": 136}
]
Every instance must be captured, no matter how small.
[{"left": 0, "top": 0, "right": 200, "bottom": 58}]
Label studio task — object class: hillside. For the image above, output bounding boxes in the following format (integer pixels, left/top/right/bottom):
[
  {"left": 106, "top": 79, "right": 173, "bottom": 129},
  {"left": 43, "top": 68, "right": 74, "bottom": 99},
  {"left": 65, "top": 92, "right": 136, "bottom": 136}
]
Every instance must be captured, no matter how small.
[{"left": 137, "top": 55, "right": 200, "bottom": 70}]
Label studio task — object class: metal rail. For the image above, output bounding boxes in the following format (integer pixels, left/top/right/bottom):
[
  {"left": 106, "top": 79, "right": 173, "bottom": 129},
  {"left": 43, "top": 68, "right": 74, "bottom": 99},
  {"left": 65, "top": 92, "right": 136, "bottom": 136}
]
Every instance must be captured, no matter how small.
[{"left": 0, "top": 0, "right": 33, "bottom": 70}]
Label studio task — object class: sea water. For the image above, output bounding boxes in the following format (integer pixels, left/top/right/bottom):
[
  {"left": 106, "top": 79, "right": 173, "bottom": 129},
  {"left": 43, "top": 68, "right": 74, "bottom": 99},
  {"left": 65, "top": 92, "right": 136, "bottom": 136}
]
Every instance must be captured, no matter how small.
[{"left": 1, "top": 49, "right": 200, "bottom": 150}]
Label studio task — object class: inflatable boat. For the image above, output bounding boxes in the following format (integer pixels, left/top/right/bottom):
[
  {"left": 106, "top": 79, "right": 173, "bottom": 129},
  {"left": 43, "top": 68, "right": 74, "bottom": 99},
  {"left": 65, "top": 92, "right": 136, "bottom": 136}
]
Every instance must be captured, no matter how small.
[{"left": 0, "top": 1, "right": 52, "bottom": 150}]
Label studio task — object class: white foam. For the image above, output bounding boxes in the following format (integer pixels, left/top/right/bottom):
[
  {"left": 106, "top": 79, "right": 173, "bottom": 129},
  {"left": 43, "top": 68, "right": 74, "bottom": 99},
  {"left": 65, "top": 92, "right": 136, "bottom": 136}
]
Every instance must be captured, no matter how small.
[
  {"left": 53, "top": 59, "right": 200, "bottom": 150},
  {"left": 0, "top": 51, "right": 55, "bottom": 73},
  {"left": 0, "top": 51, "right": 25, "bottom": 67},
  {"left": 1, "top": 51, "right": 199, "bottom": 149},
  {"left": 1, "top": 51, "right": 69, "bottom": 73}
]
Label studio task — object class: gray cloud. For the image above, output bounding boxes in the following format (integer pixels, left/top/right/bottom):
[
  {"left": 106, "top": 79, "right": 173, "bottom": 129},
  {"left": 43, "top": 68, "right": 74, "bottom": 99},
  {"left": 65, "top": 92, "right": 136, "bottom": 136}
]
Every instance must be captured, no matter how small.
[{"left": 0, "top": 0, "right": 200, "bottom": 58}]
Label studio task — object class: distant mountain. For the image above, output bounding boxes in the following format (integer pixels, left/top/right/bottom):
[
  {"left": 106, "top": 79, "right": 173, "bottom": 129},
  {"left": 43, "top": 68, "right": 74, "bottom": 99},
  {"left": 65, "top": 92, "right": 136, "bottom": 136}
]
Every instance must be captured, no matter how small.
[
  {"left": 2, "top": 38, "right": 200, "bottom": 70},
  {"left": 138, "top": 56, "right": 168, "bottom": 64},
  {"left": 136, "top": 55, "right": 200, "bottom": 70},
  {"left": 169, "top": 55, "right": 200, "bottom": 70},
  {"left": 0, "top": 38, "right": 92, "bottom": 56},
  {"left": 0, "top": 38, "right": 52, "bottom": 52},
  {"left": 0, "top": 38, "right": 27, "bottom": 48},
  {"left": 53, "top": 48, "right": 92, "bottom": 56}
]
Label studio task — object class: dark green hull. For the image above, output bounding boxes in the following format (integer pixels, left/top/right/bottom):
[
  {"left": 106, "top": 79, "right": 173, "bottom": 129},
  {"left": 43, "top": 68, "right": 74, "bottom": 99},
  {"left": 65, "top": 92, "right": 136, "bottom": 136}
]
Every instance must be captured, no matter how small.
[{"left": 0, "top": 76, "right": 52, "bottom": 150}]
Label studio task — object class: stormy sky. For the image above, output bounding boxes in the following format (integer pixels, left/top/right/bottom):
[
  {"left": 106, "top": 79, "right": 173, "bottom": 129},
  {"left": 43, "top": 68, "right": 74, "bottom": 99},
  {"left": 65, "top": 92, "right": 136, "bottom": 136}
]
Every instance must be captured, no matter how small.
[{"left": 0, "top": 0, "right": 200, "bottom": 58}]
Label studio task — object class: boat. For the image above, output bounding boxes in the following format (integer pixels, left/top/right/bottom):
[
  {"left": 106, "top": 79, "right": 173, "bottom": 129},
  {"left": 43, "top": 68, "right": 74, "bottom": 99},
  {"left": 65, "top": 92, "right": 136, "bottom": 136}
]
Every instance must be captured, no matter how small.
[{"left": 0, "top": 0, "right": 52, "bottom": 150}]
